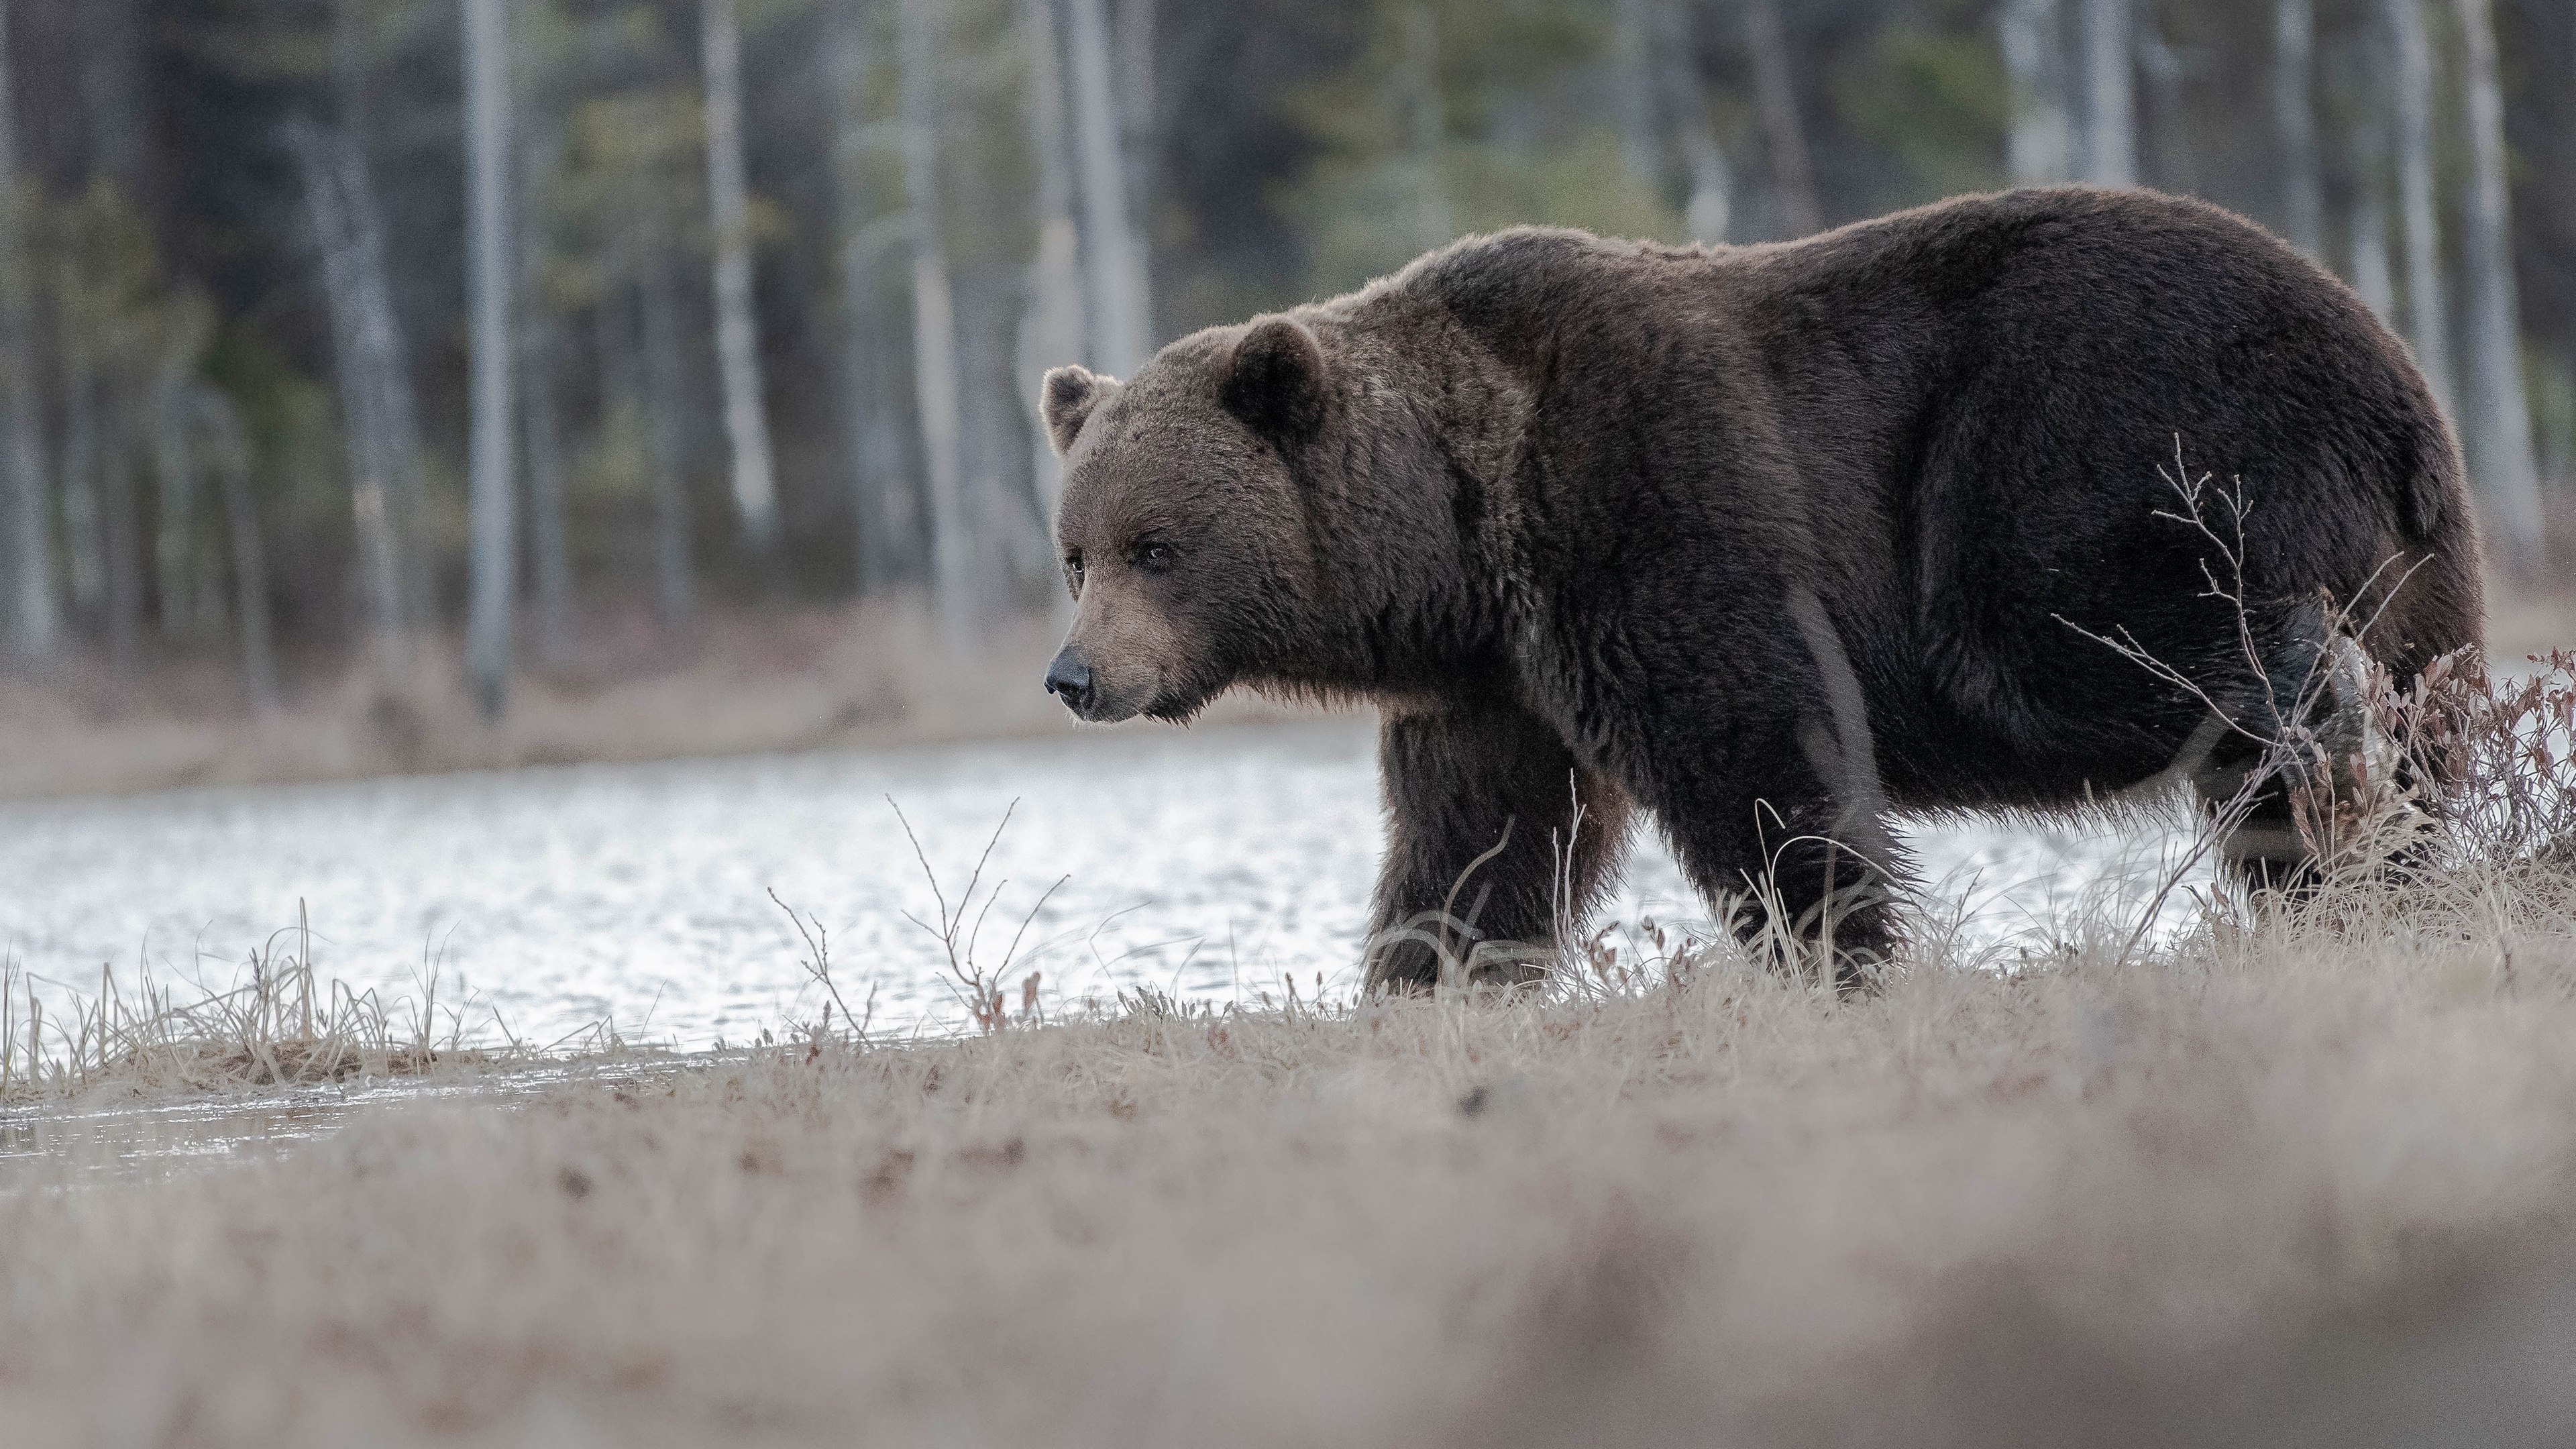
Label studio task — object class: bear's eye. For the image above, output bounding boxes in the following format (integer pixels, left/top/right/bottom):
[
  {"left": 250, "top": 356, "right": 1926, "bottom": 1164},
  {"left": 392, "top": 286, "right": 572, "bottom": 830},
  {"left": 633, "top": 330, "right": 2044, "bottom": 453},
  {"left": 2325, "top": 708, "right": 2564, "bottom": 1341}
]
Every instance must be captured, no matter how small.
[
  {"left": 1134, "top": 539, "right": 1175, "bottom": 573},
  {"left": 1064, "top": 553, "right": 1085, "bottom": 593}
]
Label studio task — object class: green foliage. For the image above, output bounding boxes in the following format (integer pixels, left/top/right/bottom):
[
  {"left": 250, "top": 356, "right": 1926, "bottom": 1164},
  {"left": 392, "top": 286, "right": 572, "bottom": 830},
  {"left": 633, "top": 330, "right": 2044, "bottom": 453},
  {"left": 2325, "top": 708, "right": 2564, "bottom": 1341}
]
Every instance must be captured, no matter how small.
[
  {"left": 559, "top": 83, "right": 708, "bottom": 283},
  {"left": 1288, "top": 0, "right": 1611, "bottom": 148},
  {"left": 1299, "top": 131, "right": 1682, "bottom": 292},
  {"left": 922, "top": 0, "right": 1040, "bottom": 276},
  {"left": 48, "top": 180, "right": 175, "bottom": 376},
  {"left": 204, "top": 329, "right": 343, "bottom": 524},
  {"left": 1283, "top": 1, "right": 1680, "bottom": 294},
  {"left": 1826, "top": 26, "right": 2010, "bottom": 208}
]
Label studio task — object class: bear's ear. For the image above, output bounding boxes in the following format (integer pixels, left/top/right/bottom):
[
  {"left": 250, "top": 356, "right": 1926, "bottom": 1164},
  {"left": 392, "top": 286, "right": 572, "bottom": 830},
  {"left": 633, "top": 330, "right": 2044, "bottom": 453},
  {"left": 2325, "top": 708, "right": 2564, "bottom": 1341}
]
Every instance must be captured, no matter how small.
[
  {"left": 1042, "top": 366, "right": 1116, "bottom": 457},
  {"left": 1220, "top": 318, "right": 1328, "bottom": 443}
]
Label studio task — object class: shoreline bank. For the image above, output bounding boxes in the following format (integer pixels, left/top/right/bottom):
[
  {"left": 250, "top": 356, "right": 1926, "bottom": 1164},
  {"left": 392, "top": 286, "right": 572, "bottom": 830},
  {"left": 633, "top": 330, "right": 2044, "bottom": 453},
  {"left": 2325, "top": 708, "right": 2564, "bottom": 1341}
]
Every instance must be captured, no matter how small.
[{"left": 3, "top": 865, "right": 2574, "bottom": 1444}]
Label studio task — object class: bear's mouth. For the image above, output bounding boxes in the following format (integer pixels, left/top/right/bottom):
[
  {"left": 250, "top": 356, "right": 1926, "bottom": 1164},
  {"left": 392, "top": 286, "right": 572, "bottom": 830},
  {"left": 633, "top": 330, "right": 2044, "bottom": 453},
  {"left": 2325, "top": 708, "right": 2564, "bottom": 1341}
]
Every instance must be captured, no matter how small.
[
  {"left": 1067, "top": 681, "right": 1179, "bottom": 727},
  {"left": 1141, "top": 668, "right": 1227, "bottom": 726},
  {"left": 1143, "top": 694, "right": 1209, "bottom": 725}
]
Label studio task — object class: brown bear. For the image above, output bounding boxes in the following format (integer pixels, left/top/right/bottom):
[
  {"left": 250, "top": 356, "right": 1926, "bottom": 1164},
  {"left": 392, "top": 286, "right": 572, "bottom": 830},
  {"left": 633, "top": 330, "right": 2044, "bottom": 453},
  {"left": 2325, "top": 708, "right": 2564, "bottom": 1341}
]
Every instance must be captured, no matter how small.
[{"left": 1037, "top": 186, "right": 2483, "bottom": 990}]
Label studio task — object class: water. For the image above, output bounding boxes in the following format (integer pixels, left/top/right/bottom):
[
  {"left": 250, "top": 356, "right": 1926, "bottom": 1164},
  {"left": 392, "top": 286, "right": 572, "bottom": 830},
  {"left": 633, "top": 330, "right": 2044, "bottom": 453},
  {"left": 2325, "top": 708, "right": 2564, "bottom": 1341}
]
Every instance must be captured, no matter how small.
[
  {"left": 0, "top": 1060, "right": 692, "bottom": 1189},
  {"left": 0, "top": 716, "right": 2203, "bottom": 1050}
]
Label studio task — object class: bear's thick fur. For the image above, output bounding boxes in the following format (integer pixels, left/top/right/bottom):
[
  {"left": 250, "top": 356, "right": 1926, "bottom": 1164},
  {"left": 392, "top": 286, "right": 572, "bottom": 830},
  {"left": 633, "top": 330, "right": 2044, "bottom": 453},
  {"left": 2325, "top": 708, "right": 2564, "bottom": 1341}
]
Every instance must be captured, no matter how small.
[{"left": 1039, "top": 187, "right": 2483, "bottom": 988}]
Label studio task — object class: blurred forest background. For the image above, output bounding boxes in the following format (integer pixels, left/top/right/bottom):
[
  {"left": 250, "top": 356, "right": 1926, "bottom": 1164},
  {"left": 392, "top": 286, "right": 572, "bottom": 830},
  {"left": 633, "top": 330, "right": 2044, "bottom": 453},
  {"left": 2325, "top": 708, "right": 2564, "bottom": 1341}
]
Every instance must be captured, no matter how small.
[{"left": 0, "top": 0, "right": 2570, "bottom": 792}]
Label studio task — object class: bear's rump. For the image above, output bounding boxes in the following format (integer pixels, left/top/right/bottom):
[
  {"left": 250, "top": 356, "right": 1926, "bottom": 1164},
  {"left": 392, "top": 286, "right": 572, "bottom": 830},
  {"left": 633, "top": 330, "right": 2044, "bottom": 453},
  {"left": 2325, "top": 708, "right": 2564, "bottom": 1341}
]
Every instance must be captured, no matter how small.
[{"left": 1880, "top": 372, "right": 2436, "bottom": 808}]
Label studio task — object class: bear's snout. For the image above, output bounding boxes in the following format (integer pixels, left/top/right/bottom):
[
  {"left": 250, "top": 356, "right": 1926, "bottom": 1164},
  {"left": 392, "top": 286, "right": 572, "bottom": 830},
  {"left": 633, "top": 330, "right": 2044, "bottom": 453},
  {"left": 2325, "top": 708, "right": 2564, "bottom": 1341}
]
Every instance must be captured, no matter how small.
[{"left": 1043, "top": 649, "right": 1097, "bottom": 717}]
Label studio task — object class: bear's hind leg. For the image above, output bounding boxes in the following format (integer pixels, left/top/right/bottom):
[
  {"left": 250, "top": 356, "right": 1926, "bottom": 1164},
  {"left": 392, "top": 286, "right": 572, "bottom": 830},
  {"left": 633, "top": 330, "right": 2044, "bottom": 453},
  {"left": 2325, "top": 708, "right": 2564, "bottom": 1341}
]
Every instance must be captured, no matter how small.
[
  {"left": 1364, "top": 698, "right": 1632, "bottom": 991},
  {"left": 1647, "top": 761, "right": 1907, "bottom": 991},
  {"left": 1627, "top": 586, "right": 1911, "bottom": 990}
]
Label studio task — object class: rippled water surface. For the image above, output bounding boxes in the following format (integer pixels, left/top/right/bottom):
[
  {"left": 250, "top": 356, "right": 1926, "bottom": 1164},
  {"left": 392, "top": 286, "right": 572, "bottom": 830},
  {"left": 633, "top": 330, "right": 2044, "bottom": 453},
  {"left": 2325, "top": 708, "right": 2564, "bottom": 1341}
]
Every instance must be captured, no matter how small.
[{"left": 0, "top": 717, "right": 2204, "bottom": 1046}]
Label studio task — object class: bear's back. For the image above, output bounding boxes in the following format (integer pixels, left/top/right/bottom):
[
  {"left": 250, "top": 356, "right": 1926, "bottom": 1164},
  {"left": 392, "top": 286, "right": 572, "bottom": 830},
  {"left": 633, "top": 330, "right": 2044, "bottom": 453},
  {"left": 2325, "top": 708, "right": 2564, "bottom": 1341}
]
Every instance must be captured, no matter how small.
[{"left": 1362, "top": 191, "right": 2473, "bottom": 796}]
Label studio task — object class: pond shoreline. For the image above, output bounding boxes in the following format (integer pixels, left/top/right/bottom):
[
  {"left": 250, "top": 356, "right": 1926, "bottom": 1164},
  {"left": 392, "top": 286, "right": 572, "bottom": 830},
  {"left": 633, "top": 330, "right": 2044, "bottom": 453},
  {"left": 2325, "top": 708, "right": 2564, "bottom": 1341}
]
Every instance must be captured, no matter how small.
[{"left": 3, "top": 865, "right": 2573, "bottom": 1444}]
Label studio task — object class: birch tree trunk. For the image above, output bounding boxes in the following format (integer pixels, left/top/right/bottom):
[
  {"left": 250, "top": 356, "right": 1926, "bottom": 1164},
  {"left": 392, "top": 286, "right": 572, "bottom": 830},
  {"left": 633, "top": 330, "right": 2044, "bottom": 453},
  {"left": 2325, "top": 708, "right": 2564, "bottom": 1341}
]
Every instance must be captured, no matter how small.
[
  {"left": 1655, "top": 0, "right": 1731, "bottom": 245},
  {"left": 2274, "top": 0, "right": 2322, "bottom": 258},
  {"left": 345, "top": 142, "right": 430, "bottom": 653},
  {"left": 98, "top": 403, "right": 142, "bottom": 672},
  {"left": 1396, "top": 4, "right": 1452, "bottom": 254},
  {"left": 197, "top": 389, "right": 276, "bottom": 708},
  {"left": 2451, "top": 0, "right": 2544, "bottom": 574},
  {"left": 2383, "top": 0, "right": 2453, "bottom": 418},
  {"left": 2350, "top": 162, "right": 2398, "bottom": 321},
  {"left": 151, "top": 299, "right": 211, "bottom": 640},
  {"left": 2344, "top": 23, "right": 2398, "bottom": 320},
  {"left": 2078, "top": 0, "right": 2137, "bottom": 186},
  {"left": 2277, "top": 1, "right": 2339, "bottom": 259},
  {"left": 1112, "top": 0, "right": 1156, "bottom": 347},
  {"left": 958, "top": 276, "right": 1044, "bottom": 597},
  {"left": 287, "top": 115, "right": 421, "bottom": 675},
  {"left": 699, "top": 0, "right": 779, "bottom": 549},
  {"left": 1743, "top": 0, "right": 1822, "bottom": 235},
  {"left": 58, "top": 334, "right": 103, "bottom": 624},
  {"left": 54, "top": 257, "right": 121, "bottom": 655},
  {"left": 2000, "top": 0, "right": 2073, "bottom": 186},
  {"left": 2136, "top": 19, "right": 2192, "bottom": 195},
  {"left": 827, "top": 1, "right": 914, "bottom": 599},
  {"left": 464, "top": 0, "right": 517, "bottom": 718},
  {"left": 521, "top": 308, "right": 570, "bottom": 663},
  {"left": 78, "top": 0, "right": 148, "bottom": 199},
  {"left": 517, "top": 3, "right": 572, "bottom": 666},
  {"left": 898, "top": 0, "right": 973, "bottom": 639},
  {"left": 637, "top": 262, "right": 695, "bottom": 637},
  {"left": 327, "top": 1, "right": 431, "bottom": 657},
  {"left": 1018, "top": 0, "right": 1087, "bottom": 530},
  {"left": 1610, "top": 0, "right": 1660, "bottom": 192},
  {"left": 1065, "top": 0, "right": 1148, "bottom": 378},
  {"left": 0, "top": 0, "right": 55, "bottom": 663},
  {"left": 511, "top": 321, "right": 570, "bottom": 672}
]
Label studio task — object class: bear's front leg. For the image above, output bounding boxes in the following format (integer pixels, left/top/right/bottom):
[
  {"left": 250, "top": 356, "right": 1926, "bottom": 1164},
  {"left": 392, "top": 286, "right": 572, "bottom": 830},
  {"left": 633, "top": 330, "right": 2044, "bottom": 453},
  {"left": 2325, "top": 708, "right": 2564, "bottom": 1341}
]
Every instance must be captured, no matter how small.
[{"left": 1364, "top": 697, "right": 1632, "bottom": 991}]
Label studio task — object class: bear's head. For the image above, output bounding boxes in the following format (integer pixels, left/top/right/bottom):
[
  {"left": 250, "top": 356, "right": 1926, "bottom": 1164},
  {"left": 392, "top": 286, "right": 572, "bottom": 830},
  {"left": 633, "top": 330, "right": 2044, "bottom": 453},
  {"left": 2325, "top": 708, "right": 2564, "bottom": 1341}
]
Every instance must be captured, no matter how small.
[{"left": 1038, "top": 317, "right": 1330, "bottom": 723}]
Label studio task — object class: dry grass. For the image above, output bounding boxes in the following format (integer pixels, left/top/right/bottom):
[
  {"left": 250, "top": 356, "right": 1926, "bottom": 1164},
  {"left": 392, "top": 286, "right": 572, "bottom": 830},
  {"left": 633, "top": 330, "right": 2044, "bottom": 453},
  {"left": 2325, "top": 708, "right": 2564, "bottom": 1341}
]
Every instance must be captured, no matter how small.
[
  {"left": 0, "top": 908, "right": 639, "bottom": 1105},
  {"left": 0, "top": 652, "right": 2569, "bottom": 1446},
  {"left": 1, "top": 840, "right": 2572, "bottom": 1439},
  {"left": 1, "top": 865, "right": 2573, "bottom": 1446}
]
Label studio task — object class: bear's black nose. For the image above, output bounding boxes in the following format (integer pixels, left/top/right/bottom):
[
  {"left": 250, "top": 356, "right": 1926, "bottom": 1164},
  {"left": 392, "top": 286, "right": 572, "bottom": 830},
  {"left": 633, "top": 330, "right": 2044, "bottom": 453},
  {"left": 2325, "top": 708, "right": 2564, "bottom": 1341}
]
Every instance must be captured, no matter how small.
[{"left": 1044, "top": 650, "right": 1095, "bottom": 714}]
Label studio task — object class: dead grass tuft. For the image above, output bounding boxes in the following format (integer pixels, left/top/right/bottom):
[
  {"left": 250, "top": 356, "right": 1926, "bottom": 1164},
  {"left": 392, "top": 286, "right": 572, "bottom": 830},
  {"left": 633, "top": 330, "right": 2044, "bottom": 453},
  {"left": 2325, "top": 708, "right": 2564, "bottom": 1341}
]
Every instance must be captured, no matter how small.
[{"left": 0, "top": 904, "right": 630, "bottom": 1104}]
